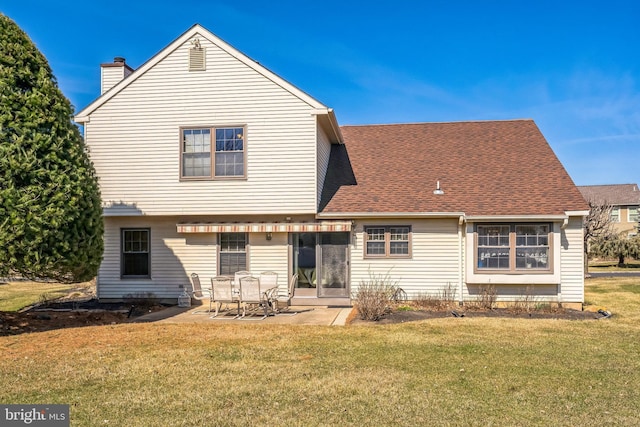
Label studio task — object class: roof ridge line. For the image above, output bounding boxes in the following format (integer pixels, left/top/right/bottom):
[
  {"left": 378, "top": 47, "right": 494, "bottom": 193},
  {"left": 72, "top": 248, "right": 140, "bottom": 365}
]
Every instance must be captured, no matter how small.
[{"left": 340, "top": 118, "right": 534, "bottom": 127}]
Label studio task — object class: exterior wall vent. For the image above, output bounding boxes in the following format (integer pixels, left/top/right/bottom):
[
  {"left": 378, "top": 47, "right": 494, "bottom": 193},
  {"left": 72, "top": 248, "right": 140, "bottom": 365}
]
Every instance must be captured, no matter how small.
[{"left": 189, "top": 38, "right": 206, "bottom": 71}]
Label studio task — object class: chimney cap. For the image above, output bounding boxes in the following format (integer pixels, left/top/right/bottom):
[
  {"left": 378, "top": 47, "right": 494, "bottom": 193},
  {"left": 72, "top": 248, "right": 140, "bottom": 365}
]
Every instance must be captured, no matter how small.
[{"left": 113, "top": 56, "right": 126, "bottom": 64}]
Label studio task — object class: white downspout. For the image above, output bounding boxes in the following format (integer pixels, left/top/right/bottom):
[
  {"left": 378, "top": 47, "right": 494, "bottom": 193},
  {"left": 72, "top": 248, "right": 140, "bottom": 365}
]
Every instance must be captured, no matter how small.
[{"left": 458, "top": 215, "right": 465, "bottom": 305}]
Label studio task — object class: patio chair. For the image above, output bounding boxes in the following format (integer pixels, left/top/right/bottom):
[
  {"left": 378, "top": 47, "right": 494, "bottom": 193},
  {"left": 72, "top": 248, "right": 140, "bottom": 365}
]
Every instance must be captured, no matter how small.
[
  {"left": 234, "top": 270, "right": 251, "bottom": 294},
  {"left": 189, "top": 273, "right": 213, "bottom": 314},
  {"left": 268, "top": 273, "right": 298, "bottom": 316},
  {"left": 259, "top": 271, "right": 279, "bottom": 311},
  {"left": 238, "top": 276, "right": 273, "bottom": 320},
  {"left": 210, "top": 276, "right": 240, "bottom": 319}
]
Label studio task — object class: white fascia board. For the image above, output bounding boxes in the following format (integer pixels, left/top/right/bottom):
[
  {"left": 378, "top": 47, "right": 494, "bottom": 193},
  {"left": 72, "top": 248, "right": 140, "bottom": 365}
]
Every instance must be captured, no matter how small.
[
  {"left": 313, "top": 108, "right": 344, "bottom": 144},
  {"left": 317, "top": 212, "right": 465, "bottom": 219},
  {"left": 466, "top": 214, "right": 569, "bottom": 222},
  {"left": 565, "top": 210, "right": 590, "bottom": 217},
  {"left": 74, "top": 24, "right": 328, "bottom": 122}
]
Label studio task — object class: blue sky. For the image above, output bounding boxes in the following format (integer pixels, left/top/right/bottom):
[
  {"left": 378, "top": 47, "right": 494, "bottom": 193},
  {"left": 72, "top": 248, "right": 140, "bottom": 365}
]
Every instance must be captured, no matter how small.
[{"left": 3, "top": 1, "right": 639, "bottom": 186}]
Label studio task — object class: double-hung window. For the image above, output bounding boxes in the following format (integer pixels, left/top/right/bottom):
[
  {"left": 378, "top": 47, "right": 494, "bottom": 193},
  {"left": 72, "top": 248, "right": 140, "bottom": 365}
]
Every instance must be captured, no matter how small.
[
  {"left": 628, "top": 206, "right": 639, "bottom": 223},
  {"left": 121, "top": 229, "right": 150, "bottom": 278},
  {"left": 477, "top": 224, "right": 551, "bottom": 272},
  {"left": 364, "top": 226, "right": 411, "bottom": 258},
  {"left": 219, "top": 233, "right": 247, "bottom": 275},
  {"left": 611, "top": 207, "right": 620, "bottom": 223},
  {"left": 181, "top": 126, "right": 245, "bottom": 179}
]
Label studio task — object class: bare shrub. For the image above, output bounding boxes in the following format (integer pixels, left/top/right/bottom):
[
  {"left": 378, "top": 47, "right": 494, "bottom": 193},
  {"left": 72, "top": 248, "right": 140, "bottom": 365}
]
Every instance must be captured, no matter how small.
[
  {"left": 353, "top": 272, "right": 397, "bottom": 321},
  {"left": 439, "top": 282, "right": 458, "bottom": 306},
  {"left": 468, "top": 285, "right": 497, "bottom": 310},
  {"left": 414, "top": 283, "right": 458, "bottom": 310},
  {"left": 414, "top": 292, "right": 443, "bottom": 309},
  {"left": 512, "top": 286, "right": 538, "bottom": 313}
]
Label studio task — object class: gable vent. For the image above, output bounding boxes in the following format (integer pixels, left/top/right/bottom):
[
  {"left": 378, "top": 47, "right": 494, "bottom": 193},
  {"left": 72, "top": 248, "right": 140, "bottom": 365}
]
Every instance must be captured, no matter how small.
[{"left": 189, "top": 38, "right": 206, "bottom": 71}]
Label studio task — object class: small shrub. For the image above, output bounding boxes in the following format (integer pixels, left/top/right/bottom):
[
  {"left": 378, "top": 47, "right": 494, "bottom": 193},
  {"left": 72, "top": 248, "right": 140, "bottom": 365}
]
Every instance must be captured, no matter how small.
[
  {"left": 414, "top": 292, "right": 443, "bottom": 309},
  {"left": 353, "top": 272, "right": 397, "bottom": 321},
  {"left": 512, "top": 286, "right": 538, "bottom": 313},
  {"left": 468, "top": 285, "right": 497, "bottom": 310},
  {"left": 414, "top": 283, "right": 459, "bottom": 310},
  {"left": 438, "top": 282, "right": 458, "bottom": 306}
]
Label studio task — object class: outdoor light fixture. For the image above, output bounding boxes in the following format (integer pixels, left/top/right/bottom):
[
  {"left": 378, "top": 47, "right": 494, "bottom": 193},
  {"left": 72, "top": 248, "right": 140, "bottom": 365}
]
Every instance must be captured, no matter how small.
[
  {"left": 433, "top": 180, "right": 444, "bottom": 195},
  {"left": 266, "top": 232, "right": 272, "bottom": 241}
]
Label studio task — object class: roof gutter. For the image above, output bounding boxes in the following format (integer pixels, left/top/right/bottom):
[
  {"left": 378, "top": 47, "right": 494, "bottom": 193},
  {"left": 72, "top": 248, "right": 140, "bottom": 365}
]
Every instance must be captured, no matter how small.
[
  {"left": 465, "top": 214, "right": 570, "bottom": 222},
  {"left": 317, "top": 212, "right": 466, "bottom": 219}
]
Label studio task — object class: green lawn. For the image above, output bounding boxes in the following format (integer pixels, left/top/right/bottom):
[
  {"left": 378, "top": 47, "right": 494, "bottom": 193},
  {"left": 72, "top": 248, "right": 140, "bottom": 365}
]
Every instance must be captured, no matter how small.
[
  {"left": 1, "top": 277, "right": 639, "bottom": 426},
  {"left": 588, "top": 258, "right": 640, "bottom": 272},
  {"left": 0, "top": 281, "right": 81, "bottom": 311}
]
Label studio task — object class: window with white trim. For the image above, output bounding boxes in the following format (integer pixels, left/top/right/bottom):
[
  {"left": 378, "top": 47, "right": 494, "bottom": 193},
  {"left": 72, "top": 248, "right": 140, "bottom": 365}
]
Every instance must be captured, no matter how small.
[
  {"left": 219, "top": 233, "right": 247, "bottom": 275},
  {"left": 611, "top": 207, "right": 620, "bottom": 223},
  {"left": 181, "top": 126, "right": 245, "bottom": 179},
  {"left": 477, "top": 224, "right": 551, "bottom": 272},
  {"left": 364, "top": 226, "right": 411, "bottom": 258},
  {"left": 628, "top": 206, "right": 638, "bottom": 223},
  {"left": 121, "top": 229, "right": 150, "bottom": 278}
]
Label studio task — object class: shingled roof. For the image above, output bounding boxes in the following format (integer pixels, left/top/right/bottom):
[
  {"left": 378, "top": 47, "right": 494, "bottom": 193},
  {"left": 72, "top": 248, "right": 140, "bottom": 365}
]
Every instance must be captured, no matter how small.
[
  {"left": 319, "top": 119, "right": 588, "bottom": 217},
  {"left": 578, "top": 184, "right": 640, "bottom": 206}
]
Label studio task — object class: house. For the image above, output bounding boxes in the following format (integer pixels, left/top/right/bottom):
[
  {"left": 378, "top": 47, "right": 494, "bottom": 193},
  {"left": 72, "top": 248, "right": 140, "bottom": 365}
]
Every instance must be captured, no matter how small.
[
  {"left": 75, "top": 24, "right": 589, "bottom": 309},
  {"left": 578, "top": 184, "right": 640, "bottom": 237}
]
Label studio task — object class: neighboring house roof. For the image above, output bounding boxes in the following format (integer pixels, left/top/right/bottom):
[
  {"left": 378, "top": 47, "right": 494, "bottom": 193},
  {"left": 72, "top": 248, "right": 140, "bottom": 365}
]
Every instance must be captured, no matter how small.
[
  {"left": 577, "top": 184, "right": 640, "bottom": 206},
  {"left": 320, "top": 120, "right": 588, "bottom": 217}
]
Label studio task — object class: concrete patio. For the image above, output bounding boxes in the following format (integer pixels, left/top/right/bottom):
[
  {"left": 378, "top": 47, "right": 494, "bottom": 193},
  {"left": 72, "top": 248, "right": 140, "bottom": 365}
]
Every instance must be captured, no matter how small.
[{"left": 134, "top": 304, "right": 354, "bottom": 326}]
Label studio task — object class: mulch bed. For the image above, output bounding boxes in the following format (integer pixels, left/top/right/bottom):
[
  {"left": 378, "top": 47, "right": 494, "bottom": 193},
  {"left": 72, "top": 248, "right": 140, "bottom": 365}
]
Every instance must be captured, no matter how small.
[
  {"left": 350, "top": 307, "right": 608, "bottom": 325},
  {"left": 0, "top": 299, "right": 168, "bottom": 336}
]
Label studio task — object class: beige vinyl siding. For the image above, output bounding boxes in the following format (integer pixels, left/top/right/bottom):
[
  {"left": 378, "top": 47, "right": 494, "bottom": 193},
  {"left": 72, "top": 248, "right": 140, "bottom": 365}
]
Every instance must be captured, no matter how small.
[
  {"left": 87, "top": 36, "right": 319, "bottom": 216},
  {"left": 101, "top": 67, "right": 126, "bottom": 94},
  {"left": 559, "top": 216, "right": 585, "bottom": 303},
  {"left": 247, "top": 233, "right": 289, "bottom": 299},
  {"left": 316, "top": 122, "right": 332, "bottom": 207},
  {"left": 99, "top": 216, "right": 292, "bottom": 301},
  {"left": 350, "top": 219, "right": 460, "bottom": 298},
  {"left": 99, "top": 216, "right": 217, "bottom": 300}
]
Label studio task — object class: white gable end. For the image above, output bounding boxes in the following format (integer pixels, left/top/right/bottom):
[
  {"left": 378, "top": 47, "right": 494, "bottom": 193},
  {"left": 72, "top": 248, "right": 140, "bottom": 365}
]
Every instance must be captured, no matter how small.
[{"left": 79, "top": 25, "right": 339, "bottom": 216}]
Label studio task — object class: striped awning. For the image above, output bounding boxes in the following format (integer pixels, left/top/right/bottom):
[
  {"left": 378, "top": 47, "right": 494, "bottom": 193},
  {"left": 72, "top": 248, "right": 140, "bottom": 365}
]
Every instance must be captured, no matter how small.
[{"left": 176, "top": 221, "right": 352, "bottom": 234}]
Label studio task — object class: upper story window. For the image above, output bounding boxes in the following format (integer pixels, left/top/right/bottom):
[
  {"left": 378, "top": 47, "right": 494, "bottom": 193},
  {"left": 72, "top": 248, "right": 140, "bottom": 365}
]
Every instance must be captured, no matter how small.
[
  {"left": 477, "top": 224, "right": 551, "bottom": 272},
  {"left": 181, "top": 126, "right": 245, "bottom": 179},
  {"left": 611, "top": 207, "right": 620, "bottom": 223},
  {"left": 628, "top": 206, "right": 638, "bottom": 223},
  {"left": 364, "top": 226, "right": 411, "bottom": 258}
]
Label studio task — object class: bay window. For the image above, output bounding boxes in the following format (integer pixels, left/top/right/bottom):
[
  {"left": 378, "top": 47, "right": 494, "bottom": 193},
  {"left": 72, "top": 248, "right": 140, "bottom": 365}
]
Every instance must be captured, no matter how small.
[{"left": 477, "top": 224, "right": 551, "bottom": 272}]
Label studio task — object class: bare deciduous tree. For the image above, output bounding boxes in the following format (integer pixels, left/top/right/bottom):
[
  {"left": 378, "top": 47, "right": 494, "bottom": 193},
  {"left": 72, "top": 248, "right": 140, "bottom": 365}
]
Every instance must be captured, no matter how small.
[{"left": 583, "top": 199, "right": 613, "bottom": 274}]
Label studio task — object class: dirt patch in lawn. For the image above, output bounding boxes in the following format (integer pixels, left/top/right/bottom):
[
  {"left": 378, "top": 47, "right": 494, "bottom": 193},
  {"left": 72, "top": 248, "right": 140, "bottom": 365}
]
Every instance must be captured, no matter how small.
[{"left": 0, "top": 283, "right": 169, "bottom": 336}]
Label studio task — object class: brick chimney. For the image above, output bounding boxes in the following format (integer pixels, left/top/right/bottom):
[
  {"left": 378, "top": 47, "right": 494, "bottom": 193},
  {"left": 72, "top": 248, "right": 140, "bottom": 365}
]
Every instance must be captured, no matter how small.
[{"left": 100, "top": 57, "right": 134, "bottom": 94}]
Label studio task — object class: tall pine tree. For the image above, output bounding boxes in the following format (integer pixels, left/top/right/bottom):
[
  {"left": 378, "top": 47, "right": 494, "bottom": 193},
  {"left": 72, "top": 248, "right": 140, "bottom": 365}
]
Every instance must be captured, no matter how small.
[{"left": 0, "top": 14, "right": 103, "bottom": 283}]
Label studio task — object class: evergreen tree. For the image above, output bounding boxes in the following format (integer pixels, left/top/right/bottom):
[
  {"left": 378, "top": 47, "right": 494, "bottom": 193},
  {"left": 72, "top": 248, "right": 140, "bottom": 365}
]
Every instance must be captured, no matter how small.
[{"left": 0, "top": 14, "right": 103, "bottom": 283}]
